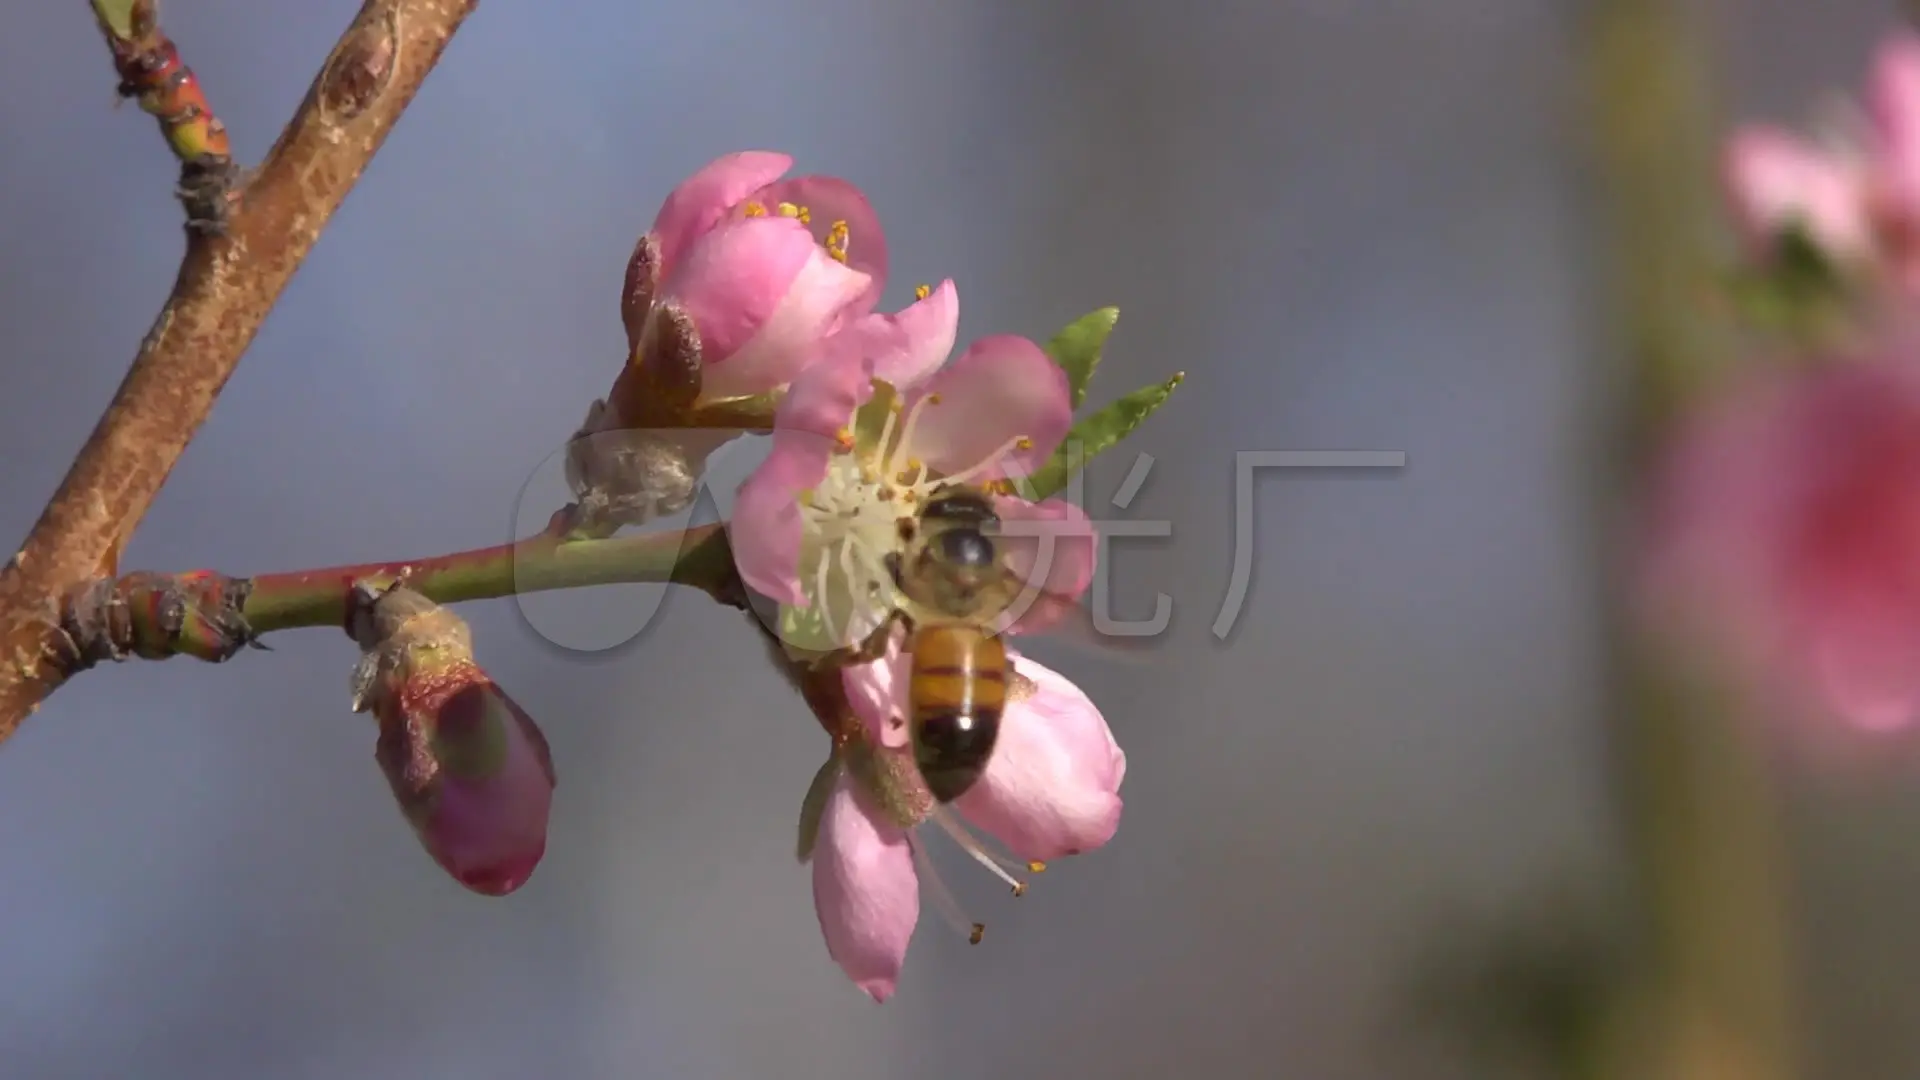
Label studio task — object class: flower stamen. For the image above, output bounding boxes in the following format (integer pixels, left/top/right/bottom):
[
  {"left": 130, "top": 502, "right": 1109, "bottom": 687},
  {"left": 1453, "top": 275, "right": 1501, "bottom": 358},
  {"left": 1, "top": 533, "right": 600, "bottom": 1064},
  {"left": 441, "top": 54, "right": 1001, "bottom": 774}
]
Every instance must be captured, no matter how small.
[
  {"left": 937, "top": 434, "right": 1034, "bottom": 488},
  {"left": 914, "top": 283, "right": 932, "bottom": 300},
  {"left": 888, "top": 394, "right": 936, "bottom": 477},
  {"left": 908, "top": 832, "right": 986, "bottom": 945},
  {"left": 873, "top": 399, "right": 900, "bottom": 461},
  {"left": 776, "top": 201, "right": 812, "bottom": 224},
  {"left": 742, "top": 201, "right": 767, "bottom": 217},
  {"left": 930, "top": 807, "right": 1032, "bottom": 897},
  {"left": 815, "top": 546, "right": 836, "bottom": 635},
  {"left": 826, "top": 220, "right": 850, "bottom": 263}
]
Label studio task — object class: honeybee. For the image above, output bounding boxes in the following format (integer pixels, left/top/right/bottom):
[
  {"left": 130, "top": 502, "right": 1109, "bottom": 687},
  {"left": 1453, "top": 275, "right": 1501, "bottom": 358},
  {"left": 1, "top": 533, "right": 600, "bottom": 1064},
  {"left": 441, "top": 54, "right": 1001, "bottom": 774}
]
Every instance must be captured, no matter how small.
[{"left": 848, "top": 483, "right": 1116, "bottom": 803}]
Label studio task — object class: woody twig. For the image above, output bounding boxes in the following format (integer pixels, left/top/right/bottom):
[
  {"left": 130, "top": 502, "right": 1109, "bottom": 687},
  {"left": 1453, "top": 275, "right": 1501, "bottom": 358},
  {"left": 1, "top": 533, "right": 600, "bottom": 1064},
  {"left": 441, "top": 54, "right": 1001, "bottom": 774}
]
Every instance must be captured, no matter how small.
[{"left": 0, "top": 0, "right": 481, "bottom": 743}]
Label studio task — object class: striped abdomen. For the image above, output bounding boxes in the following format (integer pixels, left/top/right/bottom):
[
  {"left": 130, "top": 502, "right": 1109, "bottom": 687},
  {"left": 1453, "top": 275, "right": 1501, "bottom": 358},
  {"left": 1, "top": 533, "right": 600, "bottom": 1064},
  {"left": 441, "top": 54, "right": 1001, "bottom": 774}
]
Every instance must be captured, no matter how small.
[{"left": 908, "top": 622, "right": 1008, "bottom": 803}]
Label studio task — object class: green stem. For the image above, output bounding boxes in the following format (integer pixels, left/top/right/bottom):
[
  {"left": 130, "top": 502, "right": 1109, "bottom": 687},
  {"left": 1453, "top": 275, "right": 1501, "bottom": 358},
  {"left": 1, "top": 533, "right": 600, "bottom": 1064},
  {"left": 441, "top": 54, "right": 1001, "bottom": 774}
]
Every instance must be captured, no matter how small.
[
  {"left": 242, "top": 521, "right": 738, "bottom": 636},
  {"left": 1587, "top": 0, "right": 1799, "bottom": 1077}
]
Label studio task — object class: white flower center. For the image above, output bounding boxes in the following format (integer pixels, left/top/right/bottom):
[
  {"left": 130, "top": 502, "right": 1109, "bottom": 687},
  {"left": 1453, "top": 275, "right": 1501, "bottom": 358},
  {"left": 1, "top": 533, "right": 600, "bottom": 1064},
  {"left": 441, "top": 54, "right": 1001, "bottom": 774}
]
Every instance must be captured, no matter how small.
[{"left": 794, "top": 384, "right": 1032, "bottom": 647}]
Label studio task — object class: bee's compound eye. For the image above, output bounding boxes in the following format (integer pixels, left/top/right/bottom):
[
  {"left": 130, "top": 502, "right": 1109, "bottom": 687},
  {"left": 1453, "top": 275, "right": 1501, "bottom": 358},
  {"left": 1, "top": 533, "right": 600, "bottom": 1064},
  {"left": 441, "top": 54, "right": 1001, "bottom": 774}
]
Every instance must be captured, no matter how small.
[{"left": 939, "top": 528, "right": 995, "bottom": 568}]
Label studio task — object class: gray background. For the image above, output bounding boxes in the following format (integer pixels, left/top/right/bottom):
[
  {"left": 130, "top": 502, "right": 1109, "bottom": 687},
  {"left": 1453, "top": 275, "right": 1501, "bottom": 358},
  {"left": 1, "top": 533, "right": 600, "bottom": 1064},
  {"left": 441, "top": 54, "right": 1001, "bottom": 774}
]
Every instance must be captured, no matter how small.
[{"left": 0, "top": 1, "right": 1909, "bottom": 1078}]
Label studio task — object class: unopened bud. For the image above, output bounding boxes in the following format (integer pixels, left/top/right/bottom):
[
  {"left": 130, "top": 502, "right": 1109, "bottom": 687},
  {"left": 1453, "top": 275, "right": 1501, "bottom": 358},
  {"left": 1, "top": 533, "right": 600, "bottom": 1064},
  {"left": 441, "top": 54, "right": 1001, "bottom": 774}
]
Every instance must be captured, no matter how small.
[
  {"left": 348, "top": 580, "right": 557, "bottom": 896},
  {"left": 562, "top": 399, "right": 701, "bottom": 534}
]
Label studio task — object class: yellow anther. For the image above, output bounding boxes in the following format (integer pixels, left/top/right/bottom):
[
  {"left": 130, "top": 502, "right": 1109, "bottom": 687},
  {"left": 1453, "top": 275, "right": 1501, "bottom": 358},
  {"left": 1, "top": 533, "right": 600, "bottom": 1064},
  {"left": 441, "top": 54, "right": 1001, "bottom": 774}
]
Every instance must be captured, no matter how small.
[
  {"left": 834, "top": 427, "right": 855, "bottom": 452},
  {"left": 1027, "top": 861, "right": 1047, "bottom": 873},
  {"left": 776, "top": 201, "right": 812, "bottom": 224},
  {"left": 914, "top": 283, "right": 931, "bottom": 300},
  {"left": 742, "top": 201, "right": 768, "bottom": 218},
  {"left": 825, "top": 220, "right": 850, "bottom": 264},
  {"left": 1015, "top": 436, "right": 1034, "bottom": 451},
  {"left": 926, "top": 393, "right": 942, "bottom": 405}
]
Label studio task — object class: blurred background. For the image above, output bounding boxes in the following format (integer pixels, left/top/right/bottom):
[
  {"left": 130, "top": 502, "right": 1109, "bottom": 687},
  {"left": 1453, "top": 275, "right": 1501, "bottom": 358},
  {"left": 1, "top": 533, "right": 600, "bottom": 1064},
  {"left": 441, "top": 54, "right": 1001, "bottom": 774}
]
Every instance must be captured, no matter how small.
[{"left": 0, "top": 1, "right": 1913, "bottom": 1077}]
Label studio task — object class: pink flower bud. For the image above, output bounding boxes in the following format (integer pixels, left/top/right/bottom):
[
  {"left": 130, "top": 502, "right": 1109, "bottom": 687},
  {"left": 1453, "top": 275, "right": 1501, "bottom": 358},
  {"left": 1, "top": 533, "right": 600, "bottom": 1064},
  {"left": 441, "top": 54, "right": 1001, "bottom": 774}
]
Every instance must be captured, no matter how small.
[
  {"left": 349, "top": 583, "right": 557, "bottom": 896},
  {"left": 615, "top": 152, "right": 891, "bottom": 413}
]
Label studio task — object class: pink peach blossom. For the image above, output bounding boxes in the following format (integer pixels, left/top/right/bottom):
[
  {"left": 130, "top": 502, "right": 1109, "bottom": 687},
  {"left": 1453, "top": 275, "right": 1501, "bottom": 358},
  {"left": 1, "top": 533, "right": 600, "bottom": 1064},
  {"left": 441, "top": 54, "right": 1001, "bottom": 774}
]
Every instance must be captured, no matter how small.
[
  {"left": 633, "top": 152, "right": 893, "bottom": 402},
  {"left": 729, "top": 319, "right": 1089, "bottom": 648},
  {"left": 806, "top": 651, "right": 1124, "bottom": 1001},
  {"left": 1722, "top": 32, "right": 1920, "bottom": 287},
  {"left": 1642, "top": 356, "right": 1920, "bottom": 732},
  {"left": 1722, "top": 126, "right": 1871, "bottom": 260}
]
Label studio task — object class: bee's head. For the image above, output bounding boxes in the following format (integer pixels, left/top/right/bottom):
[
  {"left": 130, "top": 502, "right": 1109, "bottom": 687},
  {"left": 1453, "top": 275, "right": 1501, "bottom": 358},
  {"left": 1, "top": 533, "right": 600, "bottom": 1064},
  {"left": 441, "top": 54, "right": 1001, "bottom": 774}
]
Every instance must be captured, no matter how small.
[
  {"left": 921, "top": 487, "right": 999, "bottom": 528},
  {"left": 894, "top": 487, "right": 1003, "bottom": 611}
]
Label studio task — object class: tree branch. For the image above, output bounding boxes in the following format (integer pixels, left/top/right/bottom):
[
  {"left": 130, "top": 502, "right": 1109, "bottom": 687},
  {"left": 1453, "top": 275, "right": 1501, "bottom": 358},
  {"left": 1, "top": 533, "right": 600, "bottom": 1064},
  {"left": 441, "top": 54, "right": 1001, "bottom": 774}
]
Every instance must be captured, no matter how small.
[
  {"left": 0, "top": 0, "right": 479, "bottom": 742},
  {"left": 57, "top": 523, "right": 745, "bottom": 667}
]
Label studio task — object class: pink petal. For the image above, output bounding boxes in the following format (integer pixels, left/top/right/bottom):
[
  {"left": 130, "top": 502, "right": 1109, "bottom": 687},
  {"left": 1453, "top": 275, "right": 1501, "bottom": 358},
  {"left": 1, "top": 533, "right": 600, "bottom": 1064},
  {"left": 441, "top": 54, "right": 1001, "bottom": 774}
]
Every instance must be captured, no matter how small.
[
  {"left": 666, "top": 216, "right": 813, "bottom": 363},
  {"left": 778, "top": 344, "right": 881, "bottom": 439},
  {"left": 1871, "top": 34, "right": 1920, "bottom": 207},
  {"left": 898, "top": 336, "right": 1073, "bottom": 481},
  {"left": 752, "top": 174, "right": 890, "bottom": 312},
  {"left": 1808, "top": 602, "right": 1920, "bottom": 732},
  {"left": 728, "top": 354, "right": 878, "bottom": 604},
  {"left": 867, "top": 279, "right": 959, "bottom": 390},
  {"left": 1640, "top": 359, "right": 1920, "bottom": 739},
  {"left": 700, "top": 242, "right": 876, "bottom": 401},
  {"left": 651, "top": 151, "right": 794, "bottom": 275},
  {"left": 952, "top": 654, "right": 1123, "bottom": 862},
  {"left": 844, "top": 647, "right": 913, "bottom": 750},
  {"left": 1722, "top": 126, "right": 1870, "bottom": 257},
  {"left": 812, "top": 770, "right": 920, "bottom": 1002},
  {"left": 819, "top": 279, "right": 960, "bottom": 393},
  {"left": 990, "top": 496, "right": 1099, "bottom": 631}
]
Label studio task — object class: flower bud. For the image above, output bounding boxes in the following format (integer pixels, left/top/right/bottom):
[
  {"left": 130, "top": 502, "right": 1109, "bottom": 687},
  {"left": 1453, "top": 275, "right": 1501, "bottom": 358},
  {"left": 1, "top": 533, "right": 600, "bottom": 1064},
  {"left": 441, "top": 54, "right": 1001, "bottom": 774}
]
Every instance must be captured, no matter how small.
[
  {"left": 600, "top": 152, "right": 888, "bottom": 430},
  {"left": 348, "top": 581, "right": 557, "bottom": 896},
  {"left": 562, "top": 398, "right": 702, "bottom": 535}
]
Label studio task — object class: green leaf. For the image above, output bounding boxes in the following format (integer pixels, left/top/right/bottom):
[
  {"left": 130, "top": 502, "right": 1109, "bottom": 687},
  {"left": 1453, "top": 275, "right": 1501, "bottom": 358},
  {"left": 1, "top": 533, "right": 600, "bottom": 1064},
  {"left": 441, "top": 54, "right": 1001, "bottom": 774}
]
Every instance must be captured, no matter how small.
[
  {"left": 91, "top": 0, "right": 146, "bottom": 40},
  {"left": 1043, "top": 307, "right": 1121, "bottom": 408},
  {"left": 1023, "top": 372, "right": 1184, "bottom": 502},
  {"left": 1719, "top": 224, "right": 1857, "bottom": 345}
]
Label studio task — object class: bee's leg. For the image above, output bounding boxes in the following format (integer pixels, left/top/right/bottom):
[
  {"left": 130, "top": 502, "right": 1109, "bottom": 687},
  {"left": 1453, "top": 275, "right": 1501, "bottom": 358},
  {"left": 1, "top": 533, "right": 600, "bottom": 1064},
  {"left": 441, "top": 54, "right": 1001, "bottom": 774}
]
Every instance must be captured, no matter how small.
[{"left": 806, "top": 608, "right": 906, "bottom": 671}]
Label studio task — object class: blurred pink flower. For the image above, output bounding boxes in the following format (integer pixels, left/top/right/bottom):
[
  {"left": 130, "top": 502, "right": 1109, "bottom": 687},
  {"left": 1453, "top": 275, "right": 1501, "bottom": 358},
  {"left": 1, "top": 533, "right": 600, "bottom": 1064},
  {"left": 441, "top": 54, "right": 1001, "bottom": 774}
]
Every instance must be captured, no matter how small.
[
  {"left": 1722, "top": 127, "right": 1871, "bottom": 260},
  {"left": 1723, "top": 32, "right": 1920, "bottom": 286},
  {"left": 628, "top": 151, "right": 892, "bottom": 402},
  {"left": 729, "top": 304, "right": 1093, "bottom": 647},
  {"left": 805, "top": 650, "right": 1125, "bottom": 1001},
  {"left": 1642, "top": 356, "right": 1920, "bottom": 732}
]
